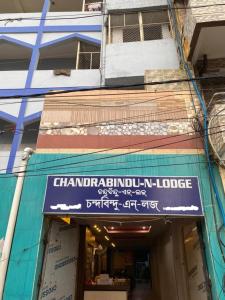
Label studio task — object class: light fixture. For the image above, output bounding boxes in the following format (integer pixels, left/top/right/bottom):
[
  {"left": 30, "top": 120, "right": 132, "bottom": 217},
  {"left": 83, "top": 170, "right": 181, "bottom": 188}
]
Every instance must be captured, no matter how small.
[
  {"left": 104, "top": 235, "right": 110, "bottom": 241},
  {"left": 93, "top": 224, "right": 98, "bottom": 229},
  {"left": 111, "top": 243, "right": 116, "bottom": 248},
  {"left": 104, "top": 226, "right": 151, "bottom": 234},
  {"left": 184, "top": 237, "right": 193, "bottom": 244}
]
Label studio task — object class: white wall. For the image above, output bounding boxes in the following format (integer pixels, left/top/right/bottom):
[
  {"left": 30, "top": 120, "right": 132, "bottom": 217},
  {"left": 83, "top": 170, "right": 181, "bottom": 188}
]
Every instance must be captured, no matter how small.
[
  {"left": 106, "top": 0, "right": 167, "bottom": 11},
  {"left": 31, "top": 69, "right": 101, "bottom": 88},
  {"left": 0, "top": 12, "right": 102, "bottom": 28},
  {"left": 0, "top": 13, "right": 42, "bottom": 27},
  {"left": 45, "top": 11, "right": 103, "bottom": 26},
  {"left": 0, "top": 71, "right": 27, "bottom": 89},
  {"left": 192, "top": 26, "right": 225, "bottom": 63},
  {"left": 105, "top": 39, "right": 180, "bottom": 85}
]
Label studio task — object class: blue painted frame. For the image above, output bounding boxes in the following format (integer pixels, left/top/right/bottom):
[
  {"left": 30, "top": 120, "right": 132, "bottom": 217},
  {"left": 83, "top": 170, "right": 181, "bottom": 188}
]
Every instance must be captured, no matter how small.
[
  {"left": 23, "top": 111, "right": 42, "bottom": 125},
  {"left": 6, "top": 0, "right": 51, "bottom": 173},
  {"left": 40, "top": 32, "right": 101, "bottom": 48},
  {"left": 0, "top": 86, "right": 98, "bottom": 97},
  {"left": 0, "top": 2, "right": 102, "bottom": 173},
  {"left": 0, "top": 35, "right": 34, "bottom": 48},
  {"left": 0, "top": 111, "right": 17, "bottom": 124},
  {"left": 0, "top": 25, "right": 102, "bottom": 33}
]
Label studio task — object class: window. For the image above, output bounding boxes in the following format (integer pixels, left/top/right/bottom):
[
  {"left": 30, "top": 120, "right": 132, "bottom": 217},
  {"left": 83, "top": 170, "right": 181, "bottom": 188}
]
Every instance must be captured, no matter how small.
[
  {"left": 37, "top": 41, "right": 100, "bottom": 71},
  {"left": 78, "top": 43, "right": 101, "bottom": 70},
  {"left": 108, "top": 11, "right": 170, "bottom": 44}
]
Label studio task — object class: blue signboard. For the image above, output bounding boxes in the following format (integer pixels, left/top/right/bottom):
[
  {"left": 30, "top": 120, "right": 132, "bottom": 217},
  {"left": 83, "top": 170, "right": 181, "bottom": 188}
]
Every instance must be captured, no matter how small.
[{"left": 43, "top": 176, "right": 203, "bottom": 216}]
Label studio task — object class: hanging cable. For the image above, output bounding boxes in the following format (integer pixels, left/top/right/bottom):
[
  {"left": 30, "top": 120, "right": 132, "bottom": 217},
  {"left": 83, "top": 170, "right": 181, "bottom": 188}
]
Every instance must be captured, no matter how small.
[{"left": 167, "top": 0, "right": 225, "bottom": 226}]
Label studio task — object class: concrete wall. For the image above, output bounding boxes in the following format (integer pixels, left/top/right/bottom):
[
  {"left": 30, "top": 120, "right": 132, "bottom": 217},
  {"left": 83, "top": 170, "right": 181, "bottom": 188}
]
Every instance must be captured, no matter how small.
[
  {"left": 0, "top": 12, "right": 102, "bottom": 30},
  {"left": 0, "top": 70, "right": 101, "bottom": 89},
  {"left": 180, "top": 0, "right": 225, "bottom": 60},
  {"left": 183, "top": 0, "right": 225, "bottom": 43},
  {"left": 105, "top": 39, "right": 180, "bottom": 85},
  {"left": 31, "top": 69, "right": 101, "bottom": 88},
  {"left": 106, "top": 0, "right": 167, "bottom": 12},
  {"left": 192, "top": 27, "right": 225, "bottom": 62}
]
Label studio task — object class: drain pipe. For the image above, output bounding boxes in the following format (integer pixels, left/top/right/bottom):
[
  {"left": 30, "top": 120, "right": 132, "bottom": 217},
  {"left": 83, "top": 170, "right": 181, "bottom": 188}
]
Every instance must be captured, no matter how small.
[{"left": 0, "top": 148, "right": 34, "bottom": 300}]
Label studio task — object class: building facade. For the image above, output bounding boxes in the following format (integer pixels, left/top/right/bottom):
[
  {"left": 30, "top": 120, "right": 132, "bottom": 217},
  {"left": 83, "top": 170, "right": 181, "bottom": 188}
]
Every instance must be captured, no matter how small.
[{"left": 0, "top": 0, "right": 225, "bottom": 300}]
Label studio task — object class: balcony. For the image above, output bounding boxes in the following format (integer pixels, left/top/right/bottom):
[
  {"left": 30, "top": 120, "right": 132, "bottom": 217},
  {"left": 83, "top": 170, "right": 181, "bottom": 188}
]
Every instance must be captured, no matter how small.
[
  {"left": 0, "top": 0, "right": 103, "bottom": 48},
  {"left": 0, "top": 36, "right": 101, "bottom": 91},
  {"left": 179, "top": 0, "right": 225, "bottom": 63},
  {"left": 105, "top": 10, "right": 179, "bottom": 85}
]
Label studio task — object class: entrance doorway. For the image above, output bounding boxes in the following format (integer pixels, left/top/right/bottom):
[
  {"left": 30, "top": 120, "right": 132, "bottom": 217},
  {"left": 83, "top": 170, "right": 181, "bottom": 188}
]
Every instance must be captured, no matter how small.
[{"left": 38, "top": 217, "right": 211, "bottom": 300}]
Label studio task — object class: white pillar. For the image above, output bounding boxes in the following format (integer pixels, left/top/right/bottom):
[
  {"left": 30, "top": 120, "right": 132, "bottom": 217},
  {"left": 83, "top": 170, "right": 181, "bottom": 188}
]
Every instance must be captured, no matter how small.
[{"left": 0, "top": 148, "right": 34, "bottom": 300}]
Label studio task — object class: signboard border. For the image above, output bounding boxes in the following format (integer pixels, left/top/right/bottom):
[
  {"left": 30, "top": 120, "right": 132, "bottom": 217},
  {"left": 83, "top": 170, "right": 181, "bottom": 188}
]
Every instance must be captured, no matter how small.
[{"left": 42, "top": 175, "right": 204, "bottom": 217}]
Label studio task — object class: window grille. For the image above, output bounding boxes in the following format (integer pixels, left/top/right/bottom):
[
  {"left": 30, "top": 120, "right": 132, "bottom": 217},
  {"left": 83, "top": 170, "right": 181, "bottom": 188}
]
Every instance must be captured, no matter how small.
[
  {"left": 123, "top": 26, "right": 141, "bottom": 43},
  {"left": 108, "top": 11, "right": 171, "bottom": 44},
  {"left": 77, "top": 42, "right": 100, "bottom": 70},
  {"left": 143, "top": 24, "right": 162, "bottom": 41},
  {"left": 79, "top": 52, "right": 100, "bottom": 69}
]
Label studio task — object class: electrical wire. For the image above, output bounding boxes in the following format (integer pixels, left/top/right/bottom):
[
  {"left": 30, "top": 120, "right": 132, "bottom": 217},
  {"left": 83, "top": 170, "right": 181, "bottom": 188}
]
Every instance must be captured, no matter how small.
[
  {"left": 1, "top": 3, "right": 225, "bottom": 22},
  {"left": 168, "top": 0, "right": 225, "bottom": 222},
  {"left": 0, "top": 120, "right": 207, "bottom": 173},
  {"left": 168, "top": 1, "right": 225, "bottom": 295},
  {"left": 0, "top": 92, "right": 195, "bottom": 107},
  {"left": 0, "top": 126, "right": 224, "bottom": 178},
  {"left": 1, "top": 113, "right": 196, "bottom": 134},
  {"left": 0, "top": 155, "right": 218, "bottom": 180},
  {"left": 1, "top": 75, "right": 225, "bottom": 99},
  {"left": 0, "top": 85, "right": 224, "bottom": 103},
  {"left": 3, "top": 119, "right": 224, "bottom": 175},
  {"left": 0, "top": 93, "right": 196, "bottom": 107}
]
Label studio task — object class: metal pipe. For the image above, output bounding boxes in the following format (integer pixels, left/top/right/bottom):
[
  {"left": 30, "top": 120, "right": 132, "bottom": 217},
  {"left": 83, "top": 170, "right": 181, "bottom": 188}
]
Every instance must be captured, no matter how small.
[
  {"left": 138, "top": 12, "right": 144, "bottom": 42},
  {"left": 0, "top": 148, "right": 34, "bottom": 300},
  {"left": 76, "top": 42, "right": 81, "bottom": 70}
]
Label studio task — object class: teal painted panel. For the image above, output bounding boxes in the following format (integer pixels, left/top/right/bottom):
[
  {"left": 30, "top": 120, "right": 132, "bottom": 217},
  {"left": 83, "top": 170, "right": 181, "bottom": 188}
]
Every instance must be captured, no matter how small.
[
  {"left": 3, "top": 165, "right": 47, "bottom": 300},
  {"left": 0, "top": 177, "right": 16, "bottom": 239},
  {"left": 3, "top": 153, "right": 225, "bottom": 300}
]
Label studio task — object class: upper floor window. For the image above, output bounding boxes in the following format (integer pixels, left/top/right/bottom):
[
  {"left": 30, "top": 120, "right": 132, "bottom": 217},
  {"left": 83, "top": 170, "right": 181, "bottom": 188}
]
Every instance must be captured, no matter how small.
[
  {"left": 108, "top": 11, "right": 171, "bottom": 44},
  {"left": 37, "top": 40, "right": 100, "bottom": 71}
]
